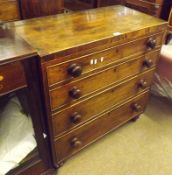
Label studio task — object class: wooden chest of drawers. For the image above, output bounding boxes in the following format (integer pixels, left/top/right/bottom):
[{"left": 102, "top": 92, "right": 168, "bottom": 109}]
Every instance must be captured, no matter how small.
[{"left": 7, "top": 5, "right": 167, "bottom": 168}]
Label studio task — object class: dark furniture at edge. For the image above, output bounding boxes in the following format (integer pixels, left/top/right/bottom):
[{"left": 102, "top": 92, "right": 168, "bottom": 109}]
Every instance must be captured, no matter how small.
[{"left": 0, "top": 28, "right": 55, "bottom": 175}]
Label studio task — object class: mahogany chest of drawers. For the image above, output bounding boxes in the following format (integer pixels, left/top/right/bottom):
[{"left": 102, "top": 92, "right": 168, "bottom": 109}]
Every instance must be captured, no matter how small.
[{"left": 6, "top": 5, "right": 167, "bottom": 168}]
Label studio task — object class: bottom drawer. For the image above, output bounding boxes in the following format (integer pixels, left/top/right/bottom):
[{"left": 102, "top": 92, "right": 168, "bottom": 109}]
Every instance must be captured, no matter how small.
[{"left": 54, "top": 92, "right": 149, "bottom": 164}]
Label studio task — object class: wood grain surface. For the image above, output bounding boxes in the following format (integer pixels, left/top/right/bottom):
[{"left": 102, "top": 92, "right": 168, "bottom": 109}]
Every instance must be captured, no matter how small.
[
  {"left": 0, "top": 27, "right": 36, "bottom": 65},
  {"left": 49, "top": 50, "right": 159, "bottom": 110},
  {"left": 6, "top": 6, "right": 167, "bottom": 58},
  {"left": 54, "top": 92, "right": 149, "bottom": 162}
]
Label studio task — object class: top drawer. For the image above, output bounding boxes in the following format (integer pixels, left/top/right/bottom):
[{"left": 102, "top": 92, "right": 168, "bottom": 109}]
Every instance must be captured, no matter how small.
[
  {"left": 0, "top": 62, "right": 26, "bottom": 96},
  {"left": 0, "top": 0, "right": 20, "bottom": 22},
  {"left": 45, "top": 33, "right": 163, "bottom": 87}
]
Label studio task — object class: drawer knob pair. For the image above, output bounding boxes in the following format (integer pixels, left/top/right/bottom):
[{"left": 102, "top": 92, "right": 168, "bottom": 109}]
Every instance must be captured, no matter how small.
[
  {"left": 70, "top": 112, "right": 82, "bottom": 124},
  {"left": 132, "top": 103, "right": 142, "bottom": 112},
  {"left": 147, "top": 38, "right": 156, "bottom": 49},
  {"left": 67, "top": 63, "right": 82, "bottom": 77},
  {"left": 69, "top": 87, "right": 81, "bottom": 99},
  {"left": 71, "top": 137, "right": 82, "bottom": 147},
  {"left": 143, "top": 58, "right": 153, "bottom": 68}
]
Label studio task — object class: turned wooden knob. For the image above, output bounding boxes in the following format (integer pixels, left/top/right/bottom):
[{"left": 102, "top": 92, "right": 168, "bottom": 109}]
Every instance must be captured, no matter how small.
[
  {"left": 132, "top": 103, "right": 142, "bottom": 112},
  {"left": 69, "top": 87, "right": 81, "bottom": 99},
  {"left": 71, "top": 137, "right": 82, "bottom": 147},
  {"left": 138, "top": 79, "right": 148, "bottom": 89},
  {"left": 143, "top": 58, "right": 153, "bottom": 68},
  {"left": 67, "top": 63, "right": 82, "bottom": 77},
  {"left": 146, "top": 38, "right": 156, "bottom": 49},
  {"left": 70, "top": 112, "right": 82, "bottom": 124}
]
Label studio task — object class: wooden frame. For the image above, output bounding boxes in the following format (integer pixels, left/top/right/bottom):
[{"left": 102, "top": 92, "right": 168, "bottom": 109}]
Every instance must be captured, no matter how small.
[
  {"left": 0, "top": 28, "right": 55, "bottom": 175},
  {"left": 18, "top": 0, "right": 64, "bottom": 19}
]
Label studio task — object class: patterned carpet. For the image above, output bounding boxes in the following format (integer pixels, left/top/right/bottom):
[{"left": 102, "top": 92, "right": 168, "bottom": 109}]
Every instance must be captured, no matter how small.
[{"left": 58, "top": 96, "right": 172, "bottom": 175}]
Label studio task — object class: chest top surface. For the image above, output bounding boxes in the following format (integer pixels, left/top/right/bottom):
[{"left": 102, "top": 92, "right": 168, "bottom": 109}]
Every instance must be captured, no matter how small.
[
  {"left": 0, "top": 27, "right": 36, "bottom": 65},
  {"left": 5, "top": 5, "right": 167, "bottom": 58}
]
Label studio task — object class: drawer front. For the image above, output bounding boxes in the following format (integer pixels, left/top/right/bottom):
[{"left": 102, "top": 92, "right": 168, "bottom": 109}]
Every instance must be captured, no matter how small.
[
  {"left": 46, "top": 33, "right": 163, "bottom": 86},
  {"left": 54, "top": 92, "right": 149, "bottom": 163},
  {"left": 52, "top": 70, "right": 154, "bottom": 137},
  {"left": 0, "top": 0, "right": 20, "bottom": 21},
  {"left": 0, "top": 62, "right": 26, "bottom": 95},
  {"left": 50, "top": 50, "right": 160, "bottom": 110}
]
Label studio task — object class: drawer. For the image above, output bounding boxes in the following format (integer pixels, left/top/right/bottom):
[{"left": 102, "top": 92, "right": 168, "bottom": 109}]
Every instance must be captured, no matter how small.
[
  {"left": 0, "top": 62, "right": 27, "bottom": 96},
  {"left": 0, "top": 0, "right": 20, "bottom": 21},
  {"left": 54, "top": 92, "right": 149, "bottom": 163},
  {"left": 52, "top": 70, "right": 154, "bottom": 137},
  {"left": 46, "top": 33, "right": 163, "bottom": 86},
  {"left": 49, "top": 50, "right": 160, "bottom": 110}
]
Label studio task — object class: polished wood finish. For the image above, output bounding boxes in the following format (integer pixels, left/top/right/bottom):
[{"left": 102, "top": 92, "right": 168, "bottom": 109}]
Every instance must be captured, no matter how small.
[
  {"left": 0, "top": 0, "right": 20, "bottom": 22},
  {"left": 0, "top": 28, "right": 36, "bottom": 65},
  {"left": 6, "top": 6, "right": 167, "bottom": 169},
  {"left": 19, "top": 0, "right": 64, "bottom": 19},
  {"left": 46, "top": 34, "right": 163, "bottom": 86},
  {"left": 52, "top": 70, "right": 154, "bottom": 137},
  {"left": 6, "top": 6, "right": 167, "bottom": 58},
  {"left": 0, "top": 62, "right": 26, "bottom": 96},
  {"left": 49, "top": 50, "right": 159, "bottom": 110},
  {"left": 54, "top": 92, "right": 149, "bottom": 162}
]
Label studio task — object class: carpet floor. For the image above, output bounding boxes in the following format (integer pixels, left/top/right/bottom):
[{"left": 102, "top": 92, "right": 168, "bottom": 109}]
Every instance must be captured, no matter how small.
[{"left": 58, "top": 96, "right": 172, "bottom": 175}]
